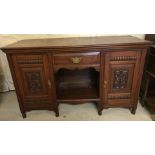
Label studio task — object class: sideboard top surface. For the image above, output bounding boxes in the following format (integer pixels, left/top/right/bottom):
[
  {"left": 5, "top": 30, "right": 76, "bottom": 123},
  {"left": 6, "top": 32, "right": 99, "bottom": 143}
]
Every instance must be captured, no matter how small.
[{"left": 1, "top": 36, "right": 152, "bottom": 51}]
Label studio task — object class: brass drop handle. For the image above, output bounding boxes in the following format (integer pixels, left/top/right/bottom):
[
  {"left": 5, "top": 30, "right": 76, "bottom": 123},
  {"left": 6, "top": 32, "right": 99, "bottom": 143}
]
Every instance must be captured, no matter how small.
[
  {"left": 48, "top": 80, "right": 52, "bottom": 89},
  {"left": 104, "top": 81, "right": 108, "bottom": 88},
  {"left": 71, "top": 57, "right": 82, "bottom": 64}
]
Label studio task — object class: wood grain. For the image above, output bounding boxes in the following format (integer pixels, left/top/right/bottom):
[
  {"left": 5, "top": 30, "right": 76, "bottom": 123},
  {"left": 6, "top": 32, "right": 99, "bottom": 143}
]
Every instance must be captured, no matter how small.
[{"left": 1, "top": 36, "right": 152, "bottom": 118}]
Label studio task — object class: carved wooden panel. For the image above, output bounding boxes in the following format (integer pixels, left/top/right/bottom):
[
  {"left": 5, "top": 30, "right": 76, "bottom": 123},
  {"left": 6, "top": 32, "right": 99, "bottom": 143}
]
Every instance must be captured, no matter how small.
[
  {"left": 20, "top": 67, "right": 48, "bottom": 96},
  {"left": 109, "top": 64, "right": 134, "bottom": 93},
  {"left": 109, "top": 51, "right": 138, "bottom": 62},
  {"left": 113, "top": 69, "right": 128, "bottom": 89},
  {"left": 110, "top": 56, "right": 137, "bottom": 61},
  {"left": 25, "top": 71, "right": 43, "bottom": 93}
]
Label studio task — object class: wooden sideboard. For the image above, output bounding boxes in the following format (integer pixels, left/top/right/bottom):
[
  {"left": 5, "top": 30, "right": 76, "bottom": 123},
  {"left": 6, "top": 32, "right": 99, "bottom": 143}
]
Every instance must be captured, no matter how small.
[{"left": 1, "top": 36, "right": 152, "bottom": 118}]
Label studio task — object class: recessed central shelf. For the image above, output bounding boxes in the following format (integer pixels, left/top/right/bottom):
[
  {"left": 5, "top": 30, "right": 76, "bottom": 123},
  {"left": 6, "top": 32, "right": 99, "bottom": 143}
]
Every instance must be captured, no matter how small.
[{"left": 55, "top": 68, "right": 99, "bottom": 103}]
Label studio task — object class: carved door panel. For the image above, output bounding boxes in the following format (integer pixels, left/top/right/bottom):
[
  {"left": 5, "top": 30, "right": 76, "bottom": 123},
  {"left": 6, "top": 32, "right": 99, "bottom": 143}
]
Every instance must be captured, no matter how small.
[
  {"left": 102, "top": 51, "right": 141, "bottom": 107},
  {"left": 12, "top": 54, "right": 56, "bottom": 108}
]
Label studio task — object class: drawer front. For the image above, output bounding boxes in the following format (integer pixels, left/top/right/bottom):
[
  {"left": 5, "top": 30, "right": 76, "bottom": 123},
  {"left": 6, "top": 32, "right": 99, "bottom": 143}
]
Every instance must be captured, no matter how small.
[{"left": 53, "top": 52, "right": 100, "bottom": 65}]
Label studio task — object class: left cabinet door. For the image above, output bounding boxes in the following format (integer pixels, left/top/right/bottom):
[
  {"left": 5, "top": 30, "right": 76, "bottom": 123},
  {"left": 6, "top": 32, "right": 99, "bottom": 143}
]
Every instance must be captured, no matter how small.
[{"left": 10, "top": 53, "right": 58, "bottom": 117}]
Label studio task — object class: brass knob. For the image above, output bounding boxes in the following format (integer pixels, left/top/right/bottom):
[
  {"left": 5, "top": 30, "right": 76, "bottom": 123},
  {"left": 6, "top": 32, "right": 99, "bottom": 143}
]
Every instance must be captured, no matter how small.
[
  {"left": 104, "top": 81, "right": 108, "bottom": 88},
  {"left": 48, "top": 80, "right": 52, "bottom": 89},
  {"left": 104, "top": 81, "right": 108, "bottom": 84},
  {"left": 71, "top": 57, "right": 82, "bottom": 64}
]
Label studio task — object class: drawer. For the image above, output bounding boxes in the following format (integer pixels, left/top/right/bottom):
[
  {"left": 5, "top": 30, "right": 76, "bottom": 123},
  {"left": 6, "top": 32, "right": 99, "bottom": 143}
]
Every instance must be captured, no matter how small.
[{"left": 53, "top": 52, "right": 100, "bottom": 65}]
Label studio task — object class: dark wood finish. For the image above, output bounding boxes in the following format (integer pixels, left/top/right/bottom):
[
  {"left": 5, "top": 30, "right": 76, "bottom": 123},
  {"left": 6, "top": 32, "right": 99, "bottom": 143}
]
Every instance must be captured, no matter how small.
[
  {"left": 1, "top": 36, "right": 152, "bottom": 118},
  {"left": 55, "top": 68, "right": 99, "bottom": 103},
  {"left": 53, "top": 52, "right": 100, "bottom": 72},
  {"left": 101, "top": 50, "right": 143, "bottom": 113},
  {"left": 8, "top": 53, "right": 58, "bottom": 117}
]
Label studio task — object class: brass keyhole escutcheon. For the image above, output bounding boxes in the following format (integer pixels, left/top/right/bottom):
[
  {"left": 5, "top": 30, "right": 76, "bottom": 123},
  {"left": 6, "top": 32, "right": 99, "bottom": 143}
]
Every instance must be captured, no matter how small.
[
  {"left": 71, "top": 57, "right": 82, "bottom": 64},
  {"left": 104, "top": 81, "right": 108, "bottom": 88},
  {"left": 104, "top": 81, "right": 108, "bottom": 84},
  {"left": 48, "top": 80, "right": 52, "bottom": 89}
]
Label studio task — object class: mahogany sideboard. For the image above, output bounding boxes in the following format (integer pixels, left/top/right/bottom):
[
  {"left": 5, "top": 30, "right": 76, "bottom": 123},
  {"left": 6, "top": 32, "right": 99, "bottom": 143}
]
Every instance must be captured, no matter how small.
[{"left": 1, "top": 36, "right": 152, "bottom": 118}]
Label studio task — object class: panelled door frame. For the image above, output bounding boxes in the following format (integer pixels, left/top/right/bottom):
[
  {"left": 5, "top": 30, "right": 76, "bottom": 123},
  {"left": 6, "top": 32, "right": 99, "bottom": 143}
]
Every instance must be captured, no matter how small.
[
  {"left": 11, "top": 52, "right": 56, "bottom": 107},
  {"left": 101, "top": 50, "right": 141, "bottom": 106}
]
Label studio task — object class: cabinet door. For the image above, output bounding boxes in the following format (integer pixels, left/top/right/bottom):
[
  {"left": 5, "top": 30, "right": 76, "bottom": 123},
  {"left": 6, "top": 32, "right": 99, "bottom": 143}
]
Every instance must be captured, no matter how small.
[
  {"left": 11, "top": 54, "right": 56, "bottom": 109},
  {"left": 102, "top": 51, "right": 141, "bottom": 107}
]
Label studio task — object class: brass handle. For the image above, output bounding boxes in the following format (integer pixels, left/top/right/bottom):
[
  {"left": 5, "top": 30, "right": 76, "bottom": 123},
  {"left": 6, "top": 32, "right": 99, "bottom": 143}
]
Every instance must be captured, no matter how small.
[
  {"left": 104, "top": 81, "right": 108, "bottom": 84},
  {"left": 104, "top": 81, "right": 108, "bottom": 88},
  {"left": 70, "top": 57, "right": 82, "bottom": 64},
  {"left": 48, "top": 80, "right": 52, "bottom": 89}
]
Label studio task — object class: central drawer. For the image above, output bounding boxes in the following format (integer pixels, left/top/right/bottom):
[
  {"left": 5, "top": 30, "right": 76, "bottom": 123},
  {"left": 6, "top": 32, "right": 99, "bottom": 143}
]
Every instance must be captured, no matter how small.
[{"left": 53, "top": 52, "right": 100, "bottom": 65}]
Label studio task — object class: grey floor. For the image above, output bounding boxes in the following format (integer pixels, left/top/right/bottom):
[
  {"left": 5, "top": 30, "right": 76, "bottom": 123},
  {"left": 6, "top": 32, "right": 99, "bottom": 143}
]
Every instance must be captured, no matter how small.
[{"left": 0, "top": 91, "right": 152, "bottom": 121}]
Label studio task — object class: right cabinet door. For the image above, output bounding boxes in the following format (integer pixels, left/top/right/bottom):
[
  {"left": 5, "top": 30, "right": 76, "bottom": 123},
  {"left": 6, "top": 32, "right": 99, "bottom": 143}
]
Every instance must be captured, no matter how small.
[{"left": 102, "top": 51, "right": 141, "bottom": 108}]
